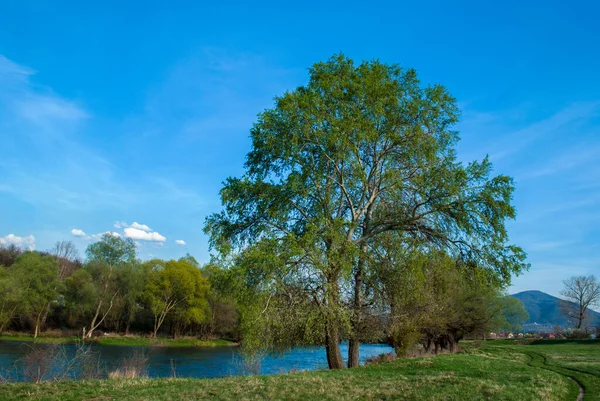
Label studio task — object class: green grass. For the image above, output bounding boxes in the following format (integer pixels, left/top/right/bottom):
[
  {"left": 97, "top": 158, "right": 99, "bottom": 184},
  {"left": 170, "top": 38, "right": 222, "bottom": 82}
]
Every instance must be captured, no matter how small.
[
  {"left": 480, "top": 340, "right": 600, "bottom": 401},
  {"left": 1, "top": 339, "right": 598, "bottom": 400},
  {"left": 0, "top": 334, "right": 79, "bottom": 345},
  {"left": 0, "top": 334, "right": 236, "bottom": 348}
]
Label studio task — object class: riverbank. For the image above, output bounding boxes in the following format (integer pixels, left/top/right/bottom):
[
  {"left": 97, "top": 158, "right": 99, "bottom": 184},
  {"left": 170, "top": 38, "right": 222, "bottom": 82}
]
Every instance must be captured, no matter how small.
[
  {"left": 0, "top": 333, "right": 236, "bottom": 348},
  {"left": 3, "top": 340, "right": 597, "bottom": 400}
]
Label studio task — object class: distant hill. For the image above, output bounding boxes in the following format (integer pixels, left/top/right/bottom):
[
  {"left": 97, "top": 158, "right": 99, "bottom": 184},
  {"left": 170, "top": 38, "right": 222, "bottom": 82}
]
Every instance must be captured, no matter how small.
[{"left": 512, "top": 290, "right": 600, "bottom": 332}]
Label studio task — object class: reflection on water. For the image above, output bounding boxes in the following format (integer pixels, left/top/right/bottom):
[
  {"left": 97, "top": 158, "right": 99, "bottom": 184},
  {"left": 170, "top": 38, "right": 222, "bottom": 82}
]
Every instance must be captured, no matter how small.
[{"left": 0, "top": 341, "right": 393, "bottom": 381}]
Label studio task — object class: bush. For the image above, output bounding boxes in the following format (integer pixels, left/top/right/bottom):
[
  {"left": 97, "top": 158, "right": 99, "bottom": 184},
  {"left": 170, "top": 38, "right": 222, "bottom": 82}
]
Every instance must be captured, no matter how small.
[
  {"left": 365, "top": 352, "right": 397, "bottom": 366},
  {"left": 564, "top": 329, "right": 590, "bottom": 340}
]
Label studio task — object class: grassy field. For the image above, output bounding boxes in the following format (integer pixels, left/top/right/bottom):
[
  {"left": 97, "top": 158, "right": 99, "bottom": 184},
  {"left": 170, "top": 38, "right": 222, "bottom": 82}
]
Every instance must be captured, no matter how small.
[
  {"left": 0, "top": 340, "right": 597, "bottom": 400},
  {"left": 479, "top": 339, "right": 600, "bottom": 401},
  {"left": 0, "top": 334, "right": 235, "bottom": 348}
]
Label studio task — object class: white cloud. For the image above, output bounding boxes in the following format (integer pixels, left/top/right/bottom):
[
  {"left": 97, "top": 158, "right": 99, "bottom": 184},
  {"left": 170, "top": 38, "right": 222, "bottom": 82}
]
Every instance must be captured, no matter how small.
[
  {"left": 71, "top": 228, "right": 86, "bottom": 237},
  {"left": 130, "top": 222, "right": 152, "bottom": 232},
  {"left": 90, "top": 231, "right": 121, "bottom": 241},
  {"left": 124, "top": 227, "right": 166, "bottom": 242},
  {"left": 175, "top": 239, "right": 186, "bottom": 246},
  {"left": 0, "top": 234, "right": 35, "bottom": 250},
  {"left": 113, "top": 221, "right": 153, "bottom": 232}
]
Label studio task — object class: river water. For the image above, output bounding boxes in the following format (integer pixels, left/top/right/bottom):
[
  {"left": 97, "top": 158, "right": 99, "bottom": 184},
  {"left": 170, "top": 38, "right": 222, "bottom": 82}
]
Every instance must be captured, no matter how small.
[{"left": 0, "top": 341, "right": 393, "bottom": 382}]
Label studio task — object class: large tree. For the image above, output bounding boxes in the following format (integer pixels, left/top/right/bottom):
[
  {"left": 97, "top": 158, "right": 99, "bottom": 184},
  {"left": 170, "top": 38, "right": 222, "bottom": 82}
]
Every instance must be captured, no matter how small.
[
  {"left": 560, "top": 275, "right": 600, "bottom": 329},
  {"left": 206, "top": 54, "right": 527, "bottom": 369}
]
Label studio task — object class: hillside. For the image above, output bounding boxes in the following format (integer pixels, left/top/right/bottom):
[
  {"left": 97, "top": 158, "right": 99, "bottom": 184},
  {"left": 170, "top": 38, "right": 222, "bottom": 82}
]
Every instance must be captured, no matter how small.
[{"left": 512, "top": 290, "right": 600, "bottom": 331}]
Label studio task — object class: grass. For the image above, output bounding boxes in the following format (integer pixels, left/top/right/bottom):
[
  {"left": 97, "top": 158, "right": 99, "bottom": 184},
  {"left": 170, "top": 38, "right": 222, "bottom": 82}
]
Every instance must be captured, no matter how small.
[
  {"left": 0, "top": 334, "right": 236, "bottom": 348},
  {"left": 93, "top": 336, "right": 235, "bottom": 348},
  {"left": 0, "top": 339, "right": 597, "bottom": 400},
  {"left": 479, "top": 339, "right": 600, "bottom": 401},
  {"left": 0, "top": 334, "right": 79, "bottom": 345}
]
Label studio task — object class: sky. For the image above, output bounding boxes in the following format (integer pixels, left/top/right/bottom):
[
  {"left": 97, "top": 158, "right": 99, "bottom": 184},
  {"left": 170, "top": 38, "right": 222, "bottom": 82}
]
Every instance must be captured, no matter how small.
[{"left": 0, "top": 0, "right": 599, "bottom": 299}]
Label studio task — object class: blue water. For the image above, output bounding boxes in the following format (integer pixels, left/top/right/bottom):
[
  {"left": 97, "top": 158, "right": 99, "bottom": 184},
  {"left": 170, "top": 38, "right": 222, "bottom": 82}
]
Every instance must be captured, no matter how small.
[{"left": 0, "top": 341, "right": 393, "bottom": 381}]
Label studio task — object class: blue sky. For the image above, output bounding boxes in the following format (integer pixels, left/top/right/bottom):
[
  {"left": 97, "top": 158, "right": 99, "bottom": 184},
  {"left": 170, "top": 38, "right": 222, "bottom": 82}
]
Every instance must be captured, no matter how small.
[{"left": 0, "top": 0, "right": 599, "bottom": 299}]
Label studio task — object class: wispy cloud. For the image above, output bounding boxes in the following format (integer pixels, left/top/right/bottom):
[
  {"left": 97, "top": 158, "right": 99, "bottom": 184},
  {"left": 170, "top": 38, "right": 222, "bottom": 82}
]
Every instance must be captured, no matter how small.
[
  {"left": 0, "top": 55, "right": 88, "bottom": 134},
  {"left": 458, "top": 102, "right": 600, "bottom": 163}
]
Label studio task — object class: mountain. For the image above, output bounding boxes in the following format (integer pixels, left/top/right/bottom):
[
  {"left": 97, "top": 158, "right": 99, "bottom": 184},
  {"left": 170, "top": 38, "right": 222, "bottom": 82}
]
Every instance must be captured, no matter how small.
[{"left": 511, "top": 290, "right": 600, "bottom": 332}]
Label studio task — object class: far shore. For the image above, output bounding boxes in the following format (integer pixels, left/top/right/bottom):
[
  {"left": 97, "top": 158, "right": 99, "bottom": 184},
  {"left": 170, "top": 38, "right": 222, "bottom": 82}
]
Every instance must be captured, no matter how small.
[{"left": 0, "top": 333, "right": 237, "bottom": 348}]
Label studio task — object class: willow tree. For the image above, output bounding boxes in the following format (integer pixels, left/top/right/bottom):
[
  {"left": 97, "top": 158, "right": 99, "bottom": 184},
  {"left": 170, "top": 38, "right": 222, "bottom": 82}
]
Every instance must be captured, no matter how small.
[
  {"left": 145, "top": 259, "right": 210, "bottom": 338},
  {"left": 205, "top": 54, "right": 527, "bottom": 369}
]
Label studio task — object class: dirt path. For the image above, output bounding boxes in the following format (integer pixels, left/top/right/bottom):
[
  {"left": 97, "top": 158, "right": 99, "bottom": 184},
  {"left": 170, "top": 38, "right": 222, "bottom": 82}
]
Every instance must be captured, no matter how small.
[{"left": 525, "top": 351, "right": 586, "bottom": 401}]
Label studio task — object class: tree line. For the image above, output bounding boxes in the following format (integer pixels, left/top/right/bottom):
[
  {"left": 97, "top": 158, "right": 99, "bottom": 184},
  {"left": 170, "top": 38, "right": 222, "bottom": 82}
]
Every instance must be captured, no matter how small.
[{"left": 0, "top": 235, "right": 238, "bottom": 340}]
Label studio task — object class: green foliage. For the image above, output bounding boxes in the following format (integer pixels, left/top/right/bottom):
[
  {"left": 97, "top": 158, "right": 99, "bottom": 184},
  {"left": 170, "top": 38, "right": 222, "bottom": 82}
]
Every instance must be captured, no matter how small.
[
  {"left": 86, "top": 234, "right": 136, "bottom": 267},
  {"left": 491, "top": 296, "right": 529, "bottom": 333},
  {"left": 11, "top": 251, "right": 62, "bottom": 336},
  {"left": 145, "top": 259, "right": 210, "bottom": 336},
  {"left": 0, "top": 265, "right": 20, "bottom": 331},
  {"left": 0, "top": 240, "right": 234, "bottom": 340},
  {"left": 63, "top": 269, "right": 96, "bottom": 326}
]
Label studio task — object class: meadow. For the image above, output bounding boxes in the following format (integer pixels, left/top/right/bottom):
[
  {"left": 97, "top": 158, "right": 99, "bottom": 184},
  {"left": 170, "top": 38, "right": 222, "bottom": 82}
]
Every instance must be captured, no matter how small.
[{"left": 0, "top": 339, "right": 598, "bottom": 400}]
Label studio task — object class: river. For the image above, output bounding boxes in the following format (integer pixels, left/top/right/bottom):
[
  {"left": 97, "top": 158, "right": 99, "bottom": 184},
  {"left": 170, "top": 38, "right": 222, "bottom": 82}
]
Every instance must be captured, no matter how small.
[{"left": 0, "top": 341, "right": 393, "bottom": 382}]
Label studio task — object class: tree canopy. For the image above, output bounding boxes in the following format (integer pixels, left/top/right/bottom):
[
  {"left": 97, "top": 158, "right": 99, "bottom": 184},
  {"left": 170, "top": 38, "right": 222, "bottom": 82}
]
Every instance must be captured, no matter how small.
[{"left": 206, "top": 54, "right": 528, "bottom": 369}]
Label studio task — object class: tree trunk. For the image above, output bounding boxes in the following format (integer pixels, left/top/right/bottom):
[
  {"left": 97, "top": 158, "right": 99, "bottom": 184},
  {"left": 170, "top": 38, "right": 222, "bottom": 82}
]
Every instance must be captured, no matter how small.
[
  {"left": 348, "top": 245, "right": 367, "bottom": 368},
  {"left": 33, "top": 311, "right": 42, "bottom": 338},
  {"left": 325, "top": 327, "right": 345, "bottom": 369},
  {"left": 577, "top": 306, "right": 584, "bottom": 329},
  {"left": 86, "top": 300, "right": 104, "bottom": 339},
  {"left": 323, "top": 253, "right": 345, "bottom": 370}
]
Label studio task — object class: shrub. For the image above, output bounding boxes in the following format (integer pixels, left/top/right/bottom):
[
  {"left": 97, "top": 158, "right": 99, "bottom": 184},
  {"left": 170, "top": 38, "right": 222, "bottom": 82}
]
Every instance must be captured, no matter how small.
[
  {"left": 365, "top": 352, "right": 397, "bottom": 366},
  {"left": 564, "top": 329, "right": 590, "bottom": 340}
]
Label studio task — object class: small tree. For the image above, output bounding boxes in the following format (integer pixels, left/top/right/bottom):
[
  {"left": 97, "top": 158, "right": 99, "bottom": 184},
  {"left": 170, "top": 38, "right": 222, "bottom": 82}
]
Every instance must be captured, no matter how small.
[
  {"left": 12, "top": 252, "right": 62, "bottom": 337},
  {"left": 560, "top": 275, "right": 600, "bottom": 329},
  {"left": 145, "top": 259, "right": 210, "bottom": 338},
  {"left": 84, "top": 234, "right": 136, "bottom": 338},
  {"left": 50, "top": 240, "right": 80, "bottom": 280}
]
